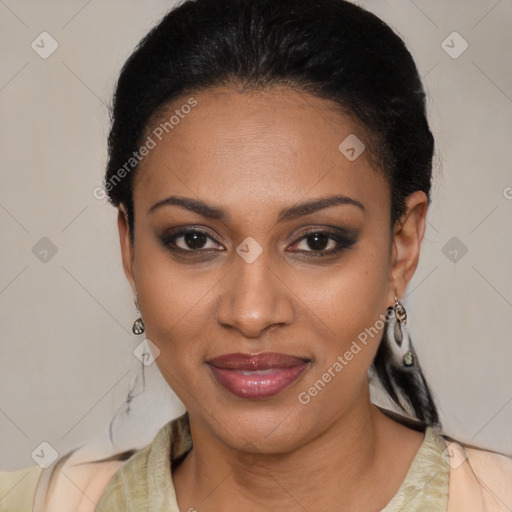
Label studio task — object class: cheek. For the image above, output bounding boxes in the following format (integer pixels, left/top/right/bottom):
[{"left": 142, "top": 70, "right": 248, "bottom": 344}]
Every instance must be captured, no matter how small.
[
  {"left": 291, "top": 243, "right": 391, "bottom": 408},
  {"left": 133, "top": 235, "right": 217, "bottom": 337},
  {"left": 293, "top": 242, "right": 390, "bottom": 343},
  {"left": 295, "top": 266, "right": 390, "bottom": 416},
  {"left": 130, "top": 255, "right": 203, "bottom": 389}
]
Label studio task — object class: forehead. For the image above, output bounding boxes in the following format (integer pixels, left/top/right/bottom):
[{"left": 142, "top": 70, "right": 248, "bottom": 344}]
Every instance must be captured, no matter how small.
[{"left": 134, "top": 86, "right": 389, "bottom": 217}]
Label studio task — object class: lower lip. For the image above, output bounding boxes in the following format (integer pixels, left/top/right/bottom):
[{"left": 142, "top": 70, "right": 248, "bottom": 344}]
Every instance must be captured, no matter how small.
[{"left": 208, "top": 363, "right": 309, "bottom": 399}]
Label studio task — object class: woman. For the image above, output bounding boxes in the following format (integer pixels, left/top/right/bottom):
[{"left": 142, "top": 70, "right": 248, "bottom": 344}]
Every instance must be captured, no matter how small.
[{"left": 1, "top": 0, "right": 511, "bottom": 510}]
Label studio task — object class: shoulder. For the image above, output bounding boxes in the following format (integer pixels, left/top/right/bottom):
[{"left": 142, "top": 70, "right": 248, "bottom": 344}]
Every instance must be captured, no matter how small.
[
  {"left": 441, "top": 435, "right": 512, "bottom": 512},
  {"left": 41, "top": 456, "right": 128, "bottom": 512},
  {"left": 1, "top": 448, "right": 137, "bottom": 512},
  {"left": 1, "top": 418, "right": 181, "bottom": 512},
  {"left": 0, "top": 465, "right": 44, "bottom": 512}
]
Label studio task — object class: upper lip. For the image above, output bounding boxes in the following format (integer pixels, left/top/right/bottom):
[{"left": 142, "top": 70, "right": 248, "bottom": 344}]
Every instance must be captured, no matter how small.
[{"left": 207, "top": 352, "right": 311, "bottom": 370}]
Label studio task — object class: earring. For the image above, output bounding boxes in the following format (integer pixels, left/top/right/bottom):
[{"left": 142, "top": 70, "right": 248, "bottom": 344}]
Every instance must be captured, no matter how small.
[
  {"left": 390, "top": 294, "right": 415, "bottom": 368},
  {"left": 132, "top": 291, "right": 145, "bottom": 335},
  {"left": 132, "top": 317, "right": 145, "bottom": 335}
]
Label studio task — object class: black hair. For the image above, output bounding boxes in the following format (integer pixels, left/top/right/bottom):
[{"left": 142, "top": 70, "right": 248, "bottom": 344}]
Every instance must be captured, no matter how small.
[{"left": 105, "top": 0, "right": 440, "bottom": 430}]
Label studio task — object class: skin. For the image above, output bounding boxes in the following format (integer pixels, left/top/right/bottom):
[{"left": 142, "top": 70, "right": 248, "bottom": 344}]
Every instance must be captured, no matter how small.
[{"left": 117, "top": 85, "right": 429, "bottom": 511}]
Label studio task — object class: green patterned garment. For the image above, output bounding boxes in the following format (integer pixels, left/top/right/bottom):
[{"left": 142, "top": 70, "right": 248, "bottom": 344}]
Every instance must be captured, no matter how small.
[{"left": 95, "top": 412, "right": 449, "bottom": 511}]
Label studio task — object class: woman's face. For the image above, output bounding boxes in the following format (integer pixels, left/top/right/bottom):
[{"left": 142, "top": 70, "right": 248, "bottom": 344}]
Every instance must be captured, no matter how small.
[{"left": 119, "top": 86, "right": 427, "bottom": 453}]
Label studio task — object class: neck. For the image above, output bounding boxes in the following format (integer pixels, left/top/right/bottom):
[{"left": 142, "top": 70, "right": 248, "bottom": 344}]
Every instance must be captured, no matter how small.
[{"left": 172, "top": 390, "right": 422, "bottom": 512}]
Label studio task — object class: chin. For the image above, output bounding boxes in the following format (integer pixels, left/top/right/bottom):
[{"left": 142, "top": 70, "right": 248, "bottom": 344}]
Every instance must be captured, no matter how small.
[{"left": 210, "top": 397, "right": 314, "bottom": 453}]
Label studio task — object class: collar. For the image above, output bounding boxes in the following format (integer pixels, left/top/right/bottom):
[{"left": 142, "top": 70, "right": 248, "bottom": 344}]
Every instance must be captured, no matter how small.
[{"left": 95, "top": 412, "right": 449, "bottom": 511}]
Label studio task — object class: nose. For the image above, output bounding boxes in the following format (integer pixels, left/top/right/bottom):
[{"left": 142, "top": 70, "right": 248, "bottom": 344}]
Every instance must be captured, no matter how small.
[{"left": 215, "top": 250, "right": 295, "bottom": 339}]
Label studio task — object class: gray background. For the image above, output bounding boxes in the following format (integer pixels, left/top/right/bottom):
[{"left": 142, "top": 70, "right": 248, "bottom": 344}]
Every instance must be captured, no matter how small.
[{"left": 0, "top": 0, "right": 511, "bottom": 471}]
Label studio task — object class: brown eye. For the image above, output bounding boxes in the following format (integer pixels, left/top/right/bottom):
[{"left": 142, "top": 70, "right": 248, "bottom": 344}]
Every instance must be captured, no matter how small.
[
  {"left": 161, "top": 229, "right": 223, "bottom": 253},
  {"left": 289, "top": 229, "right": 358, "bottom": 257},
  {"left": 177, "top": 231, "right": 209, "bottom": 250},
  {"left": 298, "top": 232, "right": 334, "bottom": 252}
]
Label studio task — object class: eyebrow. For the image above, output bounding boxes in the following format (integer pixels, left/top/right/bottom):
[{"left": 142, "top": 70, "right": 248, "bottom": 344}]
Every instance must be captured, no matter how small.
[{"left": 148, "top": 194, "right": 365, "bottom": 222}]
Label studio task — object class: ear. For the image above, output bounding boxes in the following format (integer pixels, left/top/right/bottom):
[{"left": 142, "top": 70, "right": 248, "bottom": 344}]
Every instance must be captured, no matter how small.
[
  {"left": 388, "top": 190, "right": 429, "bottom": 306},
  {"left": 118, "top": 204, "right": 136, "bottom": 294}
]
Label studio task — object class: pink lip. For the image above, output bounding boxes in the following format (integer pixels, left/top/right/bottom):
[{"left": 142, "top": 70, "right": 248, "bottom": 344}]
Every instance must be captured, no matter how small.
[{"left": 207, "top": 352, "right": 311, "bottom": 399}]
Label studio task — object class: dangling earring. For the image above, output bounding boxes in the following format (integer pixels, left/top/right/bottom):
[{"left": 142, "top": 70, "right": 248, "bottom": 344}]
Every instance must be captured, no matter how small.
[
  {"left": 390, "top": 294, "right": 415, "bottom": 368},
  {"left": 132, "top": 291, "right": 145, "bottom": 335}
]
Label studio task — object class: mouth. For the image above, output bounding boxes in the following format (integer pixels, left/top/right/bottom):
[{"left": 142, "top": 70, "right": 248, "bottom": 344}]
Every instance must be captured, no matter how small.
[{"left": 206, "top": 352, "right": 312, "bottom": 399}]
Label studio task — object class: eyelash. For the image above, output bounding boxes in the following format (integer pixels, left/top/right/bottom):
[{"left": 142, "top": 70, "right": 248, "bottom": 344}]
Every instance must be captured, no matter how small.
[{"left": 160, "top": 227, "right": 357, "bottom": 258}]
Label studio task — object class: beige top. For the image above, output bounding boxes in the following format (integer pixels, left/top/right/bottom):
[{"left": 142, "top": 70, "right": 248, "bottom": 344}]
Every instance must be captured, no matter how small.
[
  {"left": 1, "top": 411, "right": 512, "bottom": 511},
  {"left": 94, "top": 412, "right": 449, "bottom": 511}
]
